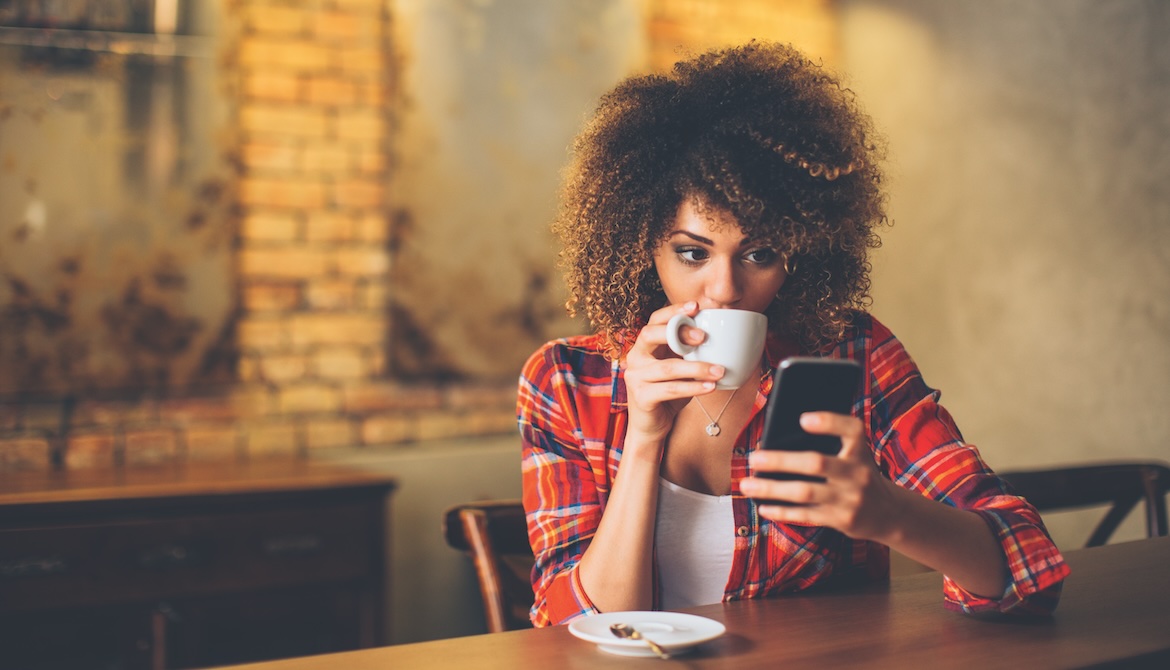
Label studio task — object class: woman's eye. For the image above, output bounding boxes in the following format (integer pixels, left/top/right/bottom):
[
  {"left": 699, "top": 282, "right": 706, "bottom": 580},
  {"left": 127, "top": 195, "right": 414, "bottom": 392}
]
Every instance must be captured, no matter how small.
[
  {"left": 745, "top": 248, "right": 778, "bottom": 264},
  {"left": 676, "top": 247, "right": 708, "bottom": 263}
]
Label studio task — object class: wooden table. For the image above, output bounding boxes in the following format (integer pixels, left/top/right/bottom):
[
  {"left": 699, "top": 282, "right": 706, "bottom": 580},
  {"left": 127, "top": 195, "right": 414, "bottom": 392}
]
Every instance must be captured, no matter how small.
[{"left": 217, "top": 536, "right": 1170, "bottom": 669}]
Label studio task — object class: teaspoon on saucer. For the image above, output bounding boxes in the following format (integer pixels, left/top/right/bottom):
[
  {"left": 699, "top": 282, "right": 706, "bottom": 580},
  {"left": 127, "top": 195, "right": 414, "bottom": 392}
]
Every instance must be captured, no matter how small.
[{"left": 610, "top": 622, "right": 671, "bottom": 659}]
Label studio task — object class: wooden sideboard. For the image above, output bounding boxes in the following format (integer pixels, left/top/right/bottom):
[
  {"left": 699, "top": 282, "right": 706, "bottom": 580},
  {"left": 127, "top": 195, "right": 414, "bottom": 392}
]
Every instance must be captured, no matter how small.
[{"left": 0, "top": 460, "right": 397, "bottom": 670}]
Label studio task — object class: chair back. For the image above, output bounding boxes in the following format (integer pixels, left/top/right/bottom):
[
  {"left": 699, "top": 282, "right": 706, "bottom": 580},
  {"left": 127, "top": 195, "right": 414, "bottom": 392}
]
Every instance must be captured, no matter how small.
[
  {"left": 999, "top": 461, "right": 1170, "bottom": 547},
  {"left": 442, "top": 500, "right": 534, "bottom": 633}
]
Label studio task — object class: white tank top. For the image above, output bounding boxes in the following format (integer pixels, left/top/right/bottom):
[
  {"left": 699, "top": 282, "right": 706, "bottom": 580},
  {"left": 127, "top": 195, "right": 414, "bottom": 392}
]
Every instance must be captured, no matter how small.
[{"left": 654, "top": 477, "right": 735, "bottom": 610}]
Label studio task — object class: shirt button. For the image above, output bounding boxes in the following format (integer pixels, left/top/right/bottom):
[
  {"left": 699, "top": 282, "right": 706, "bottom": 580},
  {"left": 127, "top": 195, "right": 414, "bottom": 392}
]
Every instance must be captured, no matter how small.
[{"left": 736, "top": 526, "right": 750, "bottom": 537}]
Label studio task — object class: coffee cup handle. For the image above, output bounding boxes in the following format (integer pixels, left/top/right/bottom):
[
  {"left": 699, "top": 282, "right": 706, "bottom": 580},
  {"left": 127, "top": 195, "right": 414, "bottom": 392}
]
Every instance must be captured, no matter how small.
[{"left": 665, "top": 313, "right": 697, "bottom": 356}]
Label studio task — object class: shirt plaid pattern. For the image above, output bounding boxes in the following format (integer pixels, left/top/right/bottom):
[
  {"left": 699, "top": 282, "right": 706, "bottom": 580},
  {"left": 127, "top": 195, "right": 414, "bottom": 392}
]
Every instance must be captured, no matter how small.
[{"left": 518, "top": 313, "right": 1069, "bottom": 626}]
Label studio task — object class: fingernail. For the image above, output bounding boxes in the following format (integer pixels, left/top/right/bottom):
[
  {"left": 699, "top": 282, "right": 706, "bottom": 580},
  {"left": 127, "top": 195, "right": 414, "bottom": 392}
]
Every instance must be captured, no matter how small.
[
  {"left": 710, "top": 365, "right": 725, "bottom": 376},
  {"left": 684, "top": 301, "right": 698, "bottom": 311},
  {"left": 800, "top": 413, "right": 819, "bottom": 428},
  {"left": 702, "top": 381, "right": 715, "bottom": 390}
]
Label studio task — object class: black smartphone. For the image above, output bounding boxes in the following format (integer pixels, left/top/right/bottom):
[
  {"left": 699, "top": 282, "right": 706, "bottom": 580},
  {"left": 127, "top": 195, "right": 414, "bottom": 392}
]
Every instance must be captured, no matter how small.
[{"left": 758, "top": 357, "right": 862, "bottom": 483}]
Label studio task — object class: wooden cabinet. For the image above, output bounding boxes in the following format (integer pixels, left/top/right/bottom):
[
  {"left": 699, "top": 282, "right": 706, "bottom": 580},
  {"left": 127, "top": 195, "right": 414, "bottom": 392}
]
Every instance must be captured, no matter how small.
[{"left": 0, "top": 461, "right": 396, "bottom": 670}]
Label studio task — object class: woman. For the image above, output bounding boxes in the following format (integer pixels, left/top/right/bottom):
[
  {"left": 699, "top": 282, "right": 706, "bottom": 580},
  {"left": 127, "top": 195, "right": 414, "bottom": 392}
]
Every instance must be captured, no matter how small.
[{"left": 517, "top": 41, "right": 1068, "bottom": 626}]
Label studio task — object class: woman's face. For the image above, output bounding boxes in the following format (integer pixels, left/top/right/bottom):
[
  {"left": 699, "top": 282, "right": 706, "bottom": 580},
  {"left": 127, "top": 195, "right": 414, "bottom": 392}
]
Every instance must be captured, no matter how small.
[{"left": 652, "top": 199, "right": 788, "bottom": 313}]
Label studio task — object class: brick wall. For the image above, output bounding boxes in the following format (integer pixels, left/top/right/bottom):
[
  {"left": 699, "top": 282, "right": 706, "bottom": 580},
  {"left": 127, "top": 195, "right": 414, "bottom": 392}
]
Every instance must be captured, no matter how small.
[
  {"left": 645, "top": 0, "right": 838, "bottom": 71},
  {"left": 0, "top": 0, "right": 516, "bottom": 472},
  {"left": 0, "top": 0, "right": 836, "bottom": 472}
]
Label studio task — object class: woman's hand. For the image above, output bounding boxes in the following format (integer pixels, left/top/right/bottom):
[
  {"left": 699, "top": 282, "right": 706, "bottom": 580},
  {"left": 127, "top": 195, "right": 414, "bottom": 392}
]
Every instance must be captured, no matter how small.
[
  {"left": 621, "top": 301, "right": 726, "bottom": 452},
  {"left": 739, "top": 412, "right": 902, "bottom": 543}
]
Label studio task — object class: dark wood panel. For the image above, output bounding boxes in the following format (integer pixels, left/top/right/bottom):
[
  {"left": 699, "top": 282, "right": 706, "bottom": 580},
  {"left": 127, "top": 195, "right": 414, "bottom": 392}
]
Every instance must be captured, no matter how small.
[{"left": 0, "top": 460, "right": 395, "bottom": 669}]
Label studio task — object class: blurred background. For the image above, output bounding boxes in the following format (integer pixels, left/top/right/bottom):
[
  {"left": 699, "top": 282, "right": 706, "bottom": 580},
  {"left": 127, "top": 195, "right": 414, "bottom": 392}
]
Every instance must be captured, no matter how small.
[{"left": 1, "top": 0, "right": 1167, "bottom": 649}]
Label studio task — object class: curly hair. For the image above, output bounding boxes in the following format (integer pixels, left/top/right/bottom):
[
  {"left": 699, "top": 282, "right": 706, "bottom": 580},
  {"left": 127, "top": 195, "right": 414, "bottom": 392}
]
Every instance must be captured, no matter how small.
[{"left": 553, "top": 41, "right": 888, "bottom": 358}]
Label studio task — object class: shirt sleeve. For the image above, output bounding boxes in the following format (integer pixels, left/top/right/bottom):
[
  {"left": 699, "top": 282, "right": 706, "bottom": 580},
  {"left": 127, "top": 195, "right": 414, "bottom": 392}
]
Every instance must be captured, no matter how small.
[
  {"left": 866, "top": 327, "right": 1070, "bottom": 615},
  {"left": 517, "top": 341, "right": 603, "bottom": 626}
]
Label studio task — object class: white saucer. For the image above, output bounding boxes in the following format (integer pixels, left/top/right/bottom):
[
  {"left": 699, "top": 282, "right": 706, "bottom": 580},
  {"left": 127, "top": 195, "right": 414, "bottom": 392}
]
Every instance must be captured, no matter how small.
[{"left": 568, "top": 611, "right": 726, "bottom": 658}]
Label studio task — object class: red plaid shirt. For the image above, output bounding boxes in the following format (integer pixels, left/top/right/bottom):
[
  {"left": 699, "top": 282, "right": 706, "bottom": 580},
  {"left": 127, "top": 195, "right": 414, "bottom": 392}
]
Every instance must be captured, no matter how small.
[{"left": 518, "top": 313, "right": 1069, "bottom": 626}]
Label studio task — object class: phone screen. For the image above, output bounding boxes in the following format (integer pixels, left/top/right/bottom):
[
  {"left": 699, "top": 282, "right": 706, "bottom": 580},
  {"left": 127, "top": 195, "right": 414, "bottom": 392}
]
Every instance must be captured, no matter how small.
[{"left": 758, "top": 357, "right": 862, "bottom": 482}]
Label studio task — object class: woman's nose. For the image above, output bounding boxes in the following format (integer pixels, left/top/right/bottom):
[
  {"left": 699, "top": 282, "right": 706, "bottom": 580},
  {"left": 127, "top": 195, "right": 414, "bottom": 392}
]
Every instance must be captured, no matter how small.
[{"left": 705, "top": 259, "right": 742, "bottom": 306}]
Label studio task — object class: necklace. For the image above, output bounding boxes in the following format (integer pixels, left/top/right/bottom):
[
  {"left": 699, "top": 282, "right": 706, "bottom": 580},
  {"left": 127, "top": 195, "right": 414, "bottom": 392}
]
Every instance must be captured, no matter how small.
[{"left": 693, "top": 386, "right": 739, "bottom": 437}]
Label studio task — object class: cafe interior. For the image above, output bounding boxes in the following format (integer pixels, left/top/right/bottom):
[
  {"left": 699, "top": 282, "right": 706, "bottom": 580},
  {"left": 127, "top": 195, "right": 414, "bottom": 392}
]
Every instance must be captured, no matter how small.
[{"left": 1, "top": 1, "right": 1168, "bottom": 668}]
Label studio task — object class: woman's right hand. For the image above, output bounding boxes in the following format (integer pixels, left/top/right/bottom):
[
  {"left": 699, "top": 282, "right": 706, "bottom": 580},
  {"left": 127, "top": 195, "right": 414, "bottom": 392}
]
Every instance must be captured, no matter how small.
[{"left": 621, "top": 301, "right": 727, "bottom": 451}]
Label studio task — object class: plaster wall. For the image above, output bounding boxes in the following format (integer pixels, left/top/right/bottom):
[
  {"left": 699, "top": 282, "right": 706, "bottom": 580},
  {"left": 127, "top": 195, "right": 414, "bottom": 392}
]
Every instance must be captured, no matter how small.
[{"left": 840, "top": 0, "right": 1170, "bottom": 546}]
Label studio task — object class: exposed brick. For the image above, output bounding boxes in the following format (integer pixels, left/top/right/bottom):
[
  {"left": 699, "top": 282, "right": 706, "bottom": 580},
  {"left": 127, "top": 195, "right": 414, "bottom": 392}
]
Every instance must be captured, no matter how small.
[
  {"left": 239, "top": 355, "right": 261, "bottom": 383},
  {"left": 360, "top": 281, "right": 388, "bottom": 311},
  {"left": 357, "top": 147, "right": 387, "bottom": 174},
  {"left": 353, "top": 212, "right": 388, "bottom": 242},
  {"left": 65, "top": 431, "right": 117, "bottom": 469},
  {"left": 124, "top": 428, "right": 179, "bottom": 466},
  {"left": 243, "top": 71, "right": 301, "bottom": 102},
  {"left": 238, "top": 317, "right": 290, "bottom": 351},
  {"left": 158, "top": 395, "right": 242, "bottom": 423},
  {"left": 0, "top": 437, "right": 52, "bottom": 471},
  {"left": 335, "top": 109, "right": 384, "bottom": 141},
  {"left": 305, "top": 76, "right": 357, "bottom": 106},
  {"left": 243, "top": 281, "right": 303, "bottom": 312},
  {"left": 304, "top": 212, "right": 353, "bottom": 242},
  {"left": 241, "top": 105, "right": 330, "bottom": 138},
  {"left": 335, "top": 47, "right": 383, "bottom": 74},
  {"left": 240, "top": 177, "right": 326, "bottom": 208},
  {"left": 258, "top": 354, "right": 309, "bottom": 383},
  {"left": 356, "top": 80, "right": 386, "bottom": 107},
  {"left": 333, "top": 247, "right": 390, "bottom": 277},
  {"left": 305, "top": 279, "right": 358, "bottom": 310},
  {"left": 331, "top": 0, "right": 385, "bottom": 12},
  {"left": 228, "top": 386, "right": 275, "bottom": 419},
  {"left": 306, "top": 418, "right": 358, "bottom": 450},
  {"left": 332, "top": 179, "right": 383, "bottom": 208},
  {"left": 184, "top": 425, "right": 243, "bottom": 461},
  {"left": 241, "top": 211, "right": 300, "bottom": 241},
  {"left": 239, "top": 38, "right": 331, "bottom": 72},
  {"left": 73, "top": 398, "right": 159, "bottom": 428},
  {"left": 312, "top": 348, "right": 367, "bottom": 380},
  {"left": 278, "top": 383, "right": 342, "bottom": 414},
  {"left": 445, "top": 383, "right": 518, "bottom": 410},
  {"left": 245, "top": 421, "right": 301, "bottom": 458},
  {"left": 239, "top": 247, "right": 331, "bottom": 279},
  {"left": 344, "top": 382, "right": 443, "bottom": 413},
  {"left": 241, "top": 142, "right": 300, "bottom": 173},
  {"left": 290, "top": 313, "right": 385, "bottom": 348},
  {"left": 245, "top": 4, "right": 308, "bottom": 36},
  {"left": 300, "top": 144, "right": 351, "bottom": 173},
  {"left": 415, "top": 411, "right": 474, "bottom": 442},
  {"left": 313, "top": 11, "right": 366, "bottom": 42},
  {"left": 466, "top": 409, "right": 520, "bottom": 435},
  {"left": 361, "top": 414, "right": 415, "bottom": 445}
]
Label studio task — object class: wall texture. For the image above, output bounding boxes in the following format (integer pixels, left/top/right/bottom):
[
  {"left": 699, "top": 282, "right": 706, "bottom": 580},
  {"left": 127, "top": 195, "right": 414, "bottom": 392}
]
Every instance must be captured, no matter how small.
[{"left": 840, "top": 1, "right": 1170, "bottom": 543}]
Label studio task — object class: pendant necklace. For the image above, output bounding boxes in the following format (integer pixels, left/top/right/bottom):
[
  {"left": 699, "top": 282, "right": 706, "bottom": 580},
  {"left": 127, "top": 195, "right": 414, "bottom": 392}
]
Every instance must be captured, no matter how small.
[{"left": 693, "top": 386, "right": 739, "bottom": 437}]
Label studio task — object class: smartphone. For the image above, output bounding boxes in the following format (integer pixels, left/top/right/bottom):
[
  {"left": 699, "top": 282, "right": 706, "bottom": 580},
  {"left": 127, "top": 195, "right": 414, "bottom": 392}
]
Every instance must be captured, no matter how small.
[{"left": 758, "top": 357, "right": 862, "bottom": 483}]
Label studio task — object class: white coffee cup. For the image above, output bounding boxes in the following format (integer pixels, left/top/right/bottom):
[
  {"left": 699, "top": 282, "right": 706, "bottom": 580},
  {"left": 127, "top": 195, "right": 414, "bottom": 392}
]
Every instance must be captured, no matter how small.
[{"left": 665, "top": 309, "right": 767, "bottom": 389}]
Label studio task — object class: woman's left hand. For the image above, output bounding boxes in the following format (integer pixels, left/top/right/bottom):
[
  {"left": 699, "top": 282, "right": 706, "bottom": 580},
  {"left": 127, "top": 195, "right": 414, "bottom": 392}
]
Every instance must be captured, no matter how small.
[{"left": 739, "top": 412, "right": 902, "bottom": 543}]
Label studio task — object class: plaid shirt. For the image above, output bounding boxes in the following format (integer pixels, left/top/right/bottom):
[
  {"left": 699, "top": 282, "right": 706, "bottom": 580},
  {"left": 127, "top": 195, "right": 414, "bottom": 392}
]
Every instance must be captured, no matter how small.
[{"left": 518, "top": 313, "right": 1069, "bottom": 626}]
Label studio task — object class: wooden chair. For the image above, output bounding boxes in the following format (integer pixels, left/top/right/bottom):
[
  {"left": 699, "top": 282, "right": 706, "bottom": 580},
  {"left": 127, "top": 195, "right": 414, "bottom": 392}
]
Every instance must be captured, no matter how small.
[
  {"left": 998, "top": 461, "right": 1170, "bottom": 547},
  {"left": 442, "top": 500, "right": 535, "bottom": 633}
]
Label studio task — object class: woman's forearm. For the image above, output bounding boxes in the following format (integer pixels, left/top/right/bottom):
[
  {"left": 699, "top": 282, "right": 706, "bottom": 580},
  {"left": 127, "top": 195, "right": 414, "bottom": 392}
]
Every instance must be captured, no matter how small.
[
  {"left": 882, "top": 485, "right": 1008, "bottom": 598},
  {"left": 576, "top": 438, "right": 663, "bottom": 613}
]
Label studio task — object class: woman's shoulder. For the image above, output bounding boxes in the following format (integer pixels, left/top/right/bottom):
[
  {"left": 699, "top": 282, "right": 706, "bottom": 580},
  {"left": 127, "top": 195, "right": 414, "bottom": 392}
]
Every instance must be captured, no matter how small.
[
  {"left": 522, "top": 332, "right": 615, "bottom": 384},
  {"left": 836, "top": 312, "right": 918, "bottom": 368}
]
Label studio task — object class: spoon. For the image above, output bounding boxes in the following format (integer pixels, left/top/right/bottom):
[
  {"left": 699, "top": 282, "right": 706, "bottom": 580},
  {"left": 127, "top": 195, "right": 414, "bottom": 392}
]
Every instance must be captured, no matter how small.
[{"left": 610, "top": 622, "right": 671, "bottom": 659}]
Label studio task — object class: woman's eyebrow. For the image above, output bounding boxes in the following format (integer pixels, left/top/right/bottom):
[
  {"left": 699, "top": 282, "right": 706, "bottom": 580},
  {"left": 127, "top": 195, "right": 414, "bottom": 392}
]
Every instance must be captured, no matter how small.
[
  {"left": 667, "top": 230, "right": 756, "bottom": 249},
  {"left": 666, "top": 230, "right": 714, "bottom": 244}
]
